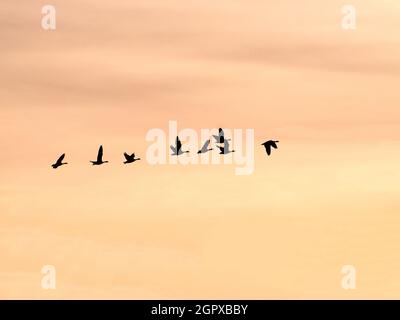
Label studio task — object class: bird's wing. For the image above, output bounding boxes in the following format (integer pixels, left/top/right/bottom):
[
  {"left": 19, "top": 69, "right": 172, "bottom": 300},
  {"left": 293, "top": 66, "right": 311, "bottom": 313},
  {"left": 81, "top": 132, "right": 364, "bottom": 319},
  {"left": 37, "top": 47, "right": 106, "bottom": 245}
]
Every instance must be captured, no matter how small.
[
  {"left": 212, "top": 135, "right": 220, "bottom": 143},
  {"left": 132, "top": 153, "right": 135, "bottom": 158},
  {"left": 97, "top": 145, "right": 103, "bottom": 162},
  {"left": 176, "top": 137, "right": 182, "bottom": 150},
  {"left": 170, "top": 145, "right": 176, "bottom": 153},
  {"left": 56, "top": 153, "right": 65, "bottom": 164},
  {"left": 202, "top": 139, "right": 210, "bottom": 151},
  {"left": 271, "top": 141, "right": 278, "bottom": 149},
  {"left": 266, "top": 145, "right": 271, "bottom": 155},
  {"left": 123, "top": 152, "right": 130, "bottom": 160},
  {"left": 219, "top": 128, "right": 224, "bottom": 138},
  {"left": 224, "top": 140, "right": 230, "bottom": 150}
]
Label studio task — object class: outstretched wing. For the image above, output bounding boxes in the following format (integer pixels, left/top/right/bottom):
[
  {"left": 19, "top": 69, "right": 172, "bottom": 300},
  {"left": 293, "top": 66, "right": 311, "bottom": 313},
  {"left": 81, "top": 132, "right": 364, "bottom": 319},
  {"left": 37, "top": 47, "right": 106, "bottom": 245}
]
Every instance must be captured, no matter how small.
[
  {"left": 219, "top": 128, "right": 224, "bottom": 138},
  {"left": 223, "top": 140, "right": 231, "bottom": 153},
  {"left": 123, "top": 152, "right": 130, "bottom": 161},
  {"left": 270, "top": 141, "right": 278, "bottom": 149},
  {"left": 201, "top": 139, "right": 210, "bottom": 151},
  {"left": 176, "top": 136, "right": 182, "bottom": 151},
  {"left": 56, "top": 153, "right": 65, "bottom": 165},
  {"left": 170, "top": 145, "right": 176, "bottom": 153},
  {"left": 132, "top": 153, "right": 135, "bottom": 159},
  {"left": 265, "top": 145, "right": 271, "bottom": 155},
  {"left": 97, "top": 145, "right": 103, "bottom": 162}
]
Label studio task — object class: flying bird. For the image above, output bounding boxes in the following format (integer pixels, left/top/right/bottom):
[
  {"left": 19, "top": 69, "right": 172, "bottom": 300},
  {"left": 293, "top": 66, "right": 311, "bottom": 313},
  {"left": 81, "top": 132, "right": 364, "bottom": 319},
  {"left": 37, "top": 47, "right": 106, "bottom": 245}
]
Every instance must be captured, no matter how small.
[
  {"left": 123, "top": 152, "right": 141, "bottom": 164},
  {"left": 197, "top": 139, "right": 213, "bottom": 154},
  {"left": 51, "top": 153, "right": 68, "bottom": 169},
  {"left": 90, "top": 145, "right": 108, "bottom": 165},
  {"left": 262, "top": 140, "right": 279, "bottom": 156},
  {"left": 170, "top": 136, "right": 189, "bottom": 156},
  {"left": 213, "top": 128, "right": 230, "bottom": 144},
  {"left": 217, "top": 140, "right": 235, "bottom": 154}
]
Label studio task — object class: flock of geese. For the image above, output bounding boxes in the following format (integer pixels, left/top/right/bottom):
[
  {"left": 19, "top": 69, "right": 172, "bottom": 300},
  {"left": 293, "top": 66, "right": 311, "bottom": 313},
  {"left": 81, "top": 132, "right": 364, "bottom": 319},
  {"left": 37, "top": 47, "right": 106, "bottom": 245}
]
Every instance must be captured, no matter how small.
[{"left": 51, "top": 128, "right": 279, "bottom": 169}]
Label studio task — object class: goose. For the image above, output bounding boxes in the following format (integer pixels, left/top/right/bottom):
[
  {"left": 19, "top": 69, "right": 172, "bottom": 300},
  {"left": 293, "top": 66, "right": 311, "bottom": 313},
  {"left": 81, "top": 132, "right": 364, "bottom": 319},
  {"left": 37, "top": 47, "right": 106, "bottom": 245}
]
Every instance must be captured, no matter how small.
[
  {"left": 217, "top": 140, "right": 235, "bottom": 154},
  {"left": 197, "top": 139, "right": 213, "bottom": 154},
  {"left": 213, "top": 128, "right": 230, "bottom": 144},
  {"left": 170, "top": 136, "right": 189, "bottom": 156},
  {"left": 262, "top": 140, "right": 279, "bottom": 156},
  {"left": 52, "top": 153, "right": 68, "bottom": 169},
  {"left": 90, "top": 145, "right": 108, "bottom": 165},
  {"left": 123, "top": 152, "right": 141, "bottom": 164}
]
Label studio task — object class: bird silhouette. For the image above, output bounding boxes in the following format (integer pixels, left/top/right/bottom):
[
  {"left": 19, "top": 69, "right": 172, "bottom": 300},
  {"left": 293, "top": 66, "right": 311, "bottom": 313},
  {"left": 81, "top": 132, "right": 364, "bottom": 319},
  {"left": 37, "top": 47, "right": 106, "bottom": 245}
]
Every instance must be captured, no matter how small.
[
  {"left": 197, "top": 139, "right": 213, "bottom": 154},
  {"left": 217, "top": 140, "right": 235, "bottom": 154},
  {"left": 123, "top": 152, "right": 141, "bottom": 164},
  {"left": 90, "top": 145, "right": 108, "bottom": 165},
  {"left": 52, "top": 153, "right": 68, "bottom": 169},
  {"left": 170, "top": 136, "right": 189, "bottom": 156},
  {"left": 262, "top": 140, "right": 279, "bottom": 156},
  {"left": 213, "top": 128, "right": 230, "bottom": 144}
]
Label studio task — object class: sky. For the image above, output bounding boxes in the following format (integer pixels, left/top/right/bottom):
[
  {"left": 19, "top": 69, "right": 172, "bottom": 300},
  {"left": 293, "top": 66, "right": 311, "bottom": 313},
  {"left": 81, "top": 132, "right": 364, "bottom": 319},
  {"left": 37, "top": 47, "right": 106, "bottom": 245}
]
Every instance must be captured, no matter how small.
[{"left": 1, "top": 0, "right": 400, "bottom": 299}]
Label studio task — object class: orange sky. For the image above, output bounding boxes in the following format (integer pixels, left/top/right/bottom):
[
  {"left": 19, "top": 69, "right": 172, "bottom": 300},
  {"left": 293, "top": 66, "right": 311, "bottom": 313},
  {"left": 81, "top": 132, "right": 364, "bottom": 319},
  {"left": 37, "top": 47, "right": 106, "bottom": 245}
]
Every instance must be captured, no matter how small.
[{"left": 1, "top": 0, "right": 400, "bottom": 299}]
